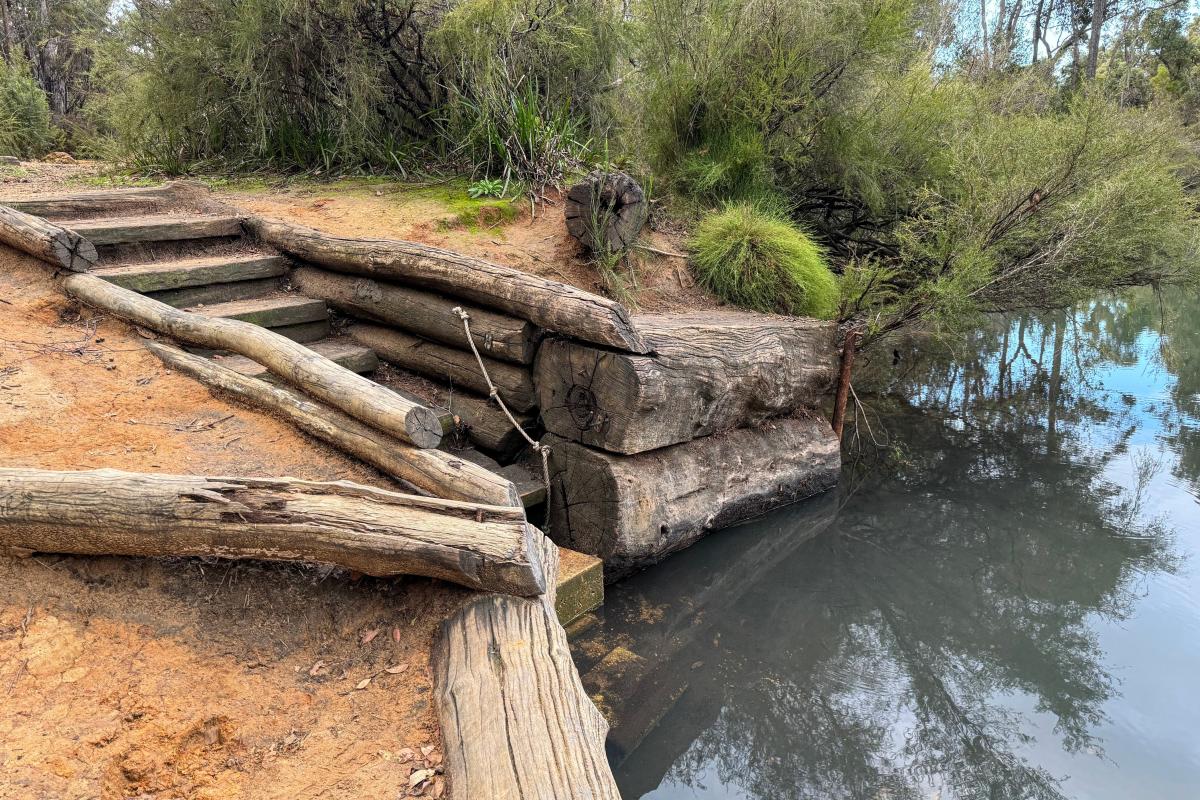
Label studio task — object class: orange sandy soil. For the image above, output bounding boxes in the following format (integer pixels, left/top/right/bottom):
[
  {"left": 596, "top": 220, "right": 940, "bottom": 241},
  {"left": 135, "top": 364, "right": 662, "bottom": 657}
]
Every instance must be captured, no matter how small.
[
  {"left": 1, "top": 171, "right": 464, "bottom": 798},
  {"left": 217, "top": 179, "right": 720, "bottom": 313}
]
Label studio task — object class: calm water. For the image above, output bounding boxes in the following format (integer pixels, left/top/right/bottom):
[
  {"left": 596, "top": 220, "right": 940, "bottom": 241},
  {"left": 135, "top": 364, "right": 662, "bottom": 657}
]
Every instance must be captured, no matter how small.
[{"left": 571, "top": 289, "right": 1200, "bottom": 800}]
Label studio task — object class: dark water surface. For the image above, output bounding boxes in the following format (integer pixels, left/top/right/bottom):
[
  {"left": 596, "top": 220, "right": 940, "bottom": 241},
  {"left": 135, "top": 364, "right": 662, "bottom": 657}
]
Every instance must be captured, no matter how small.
[{"left": 571, "top": 289, "right": 1200, "bottom": 800}]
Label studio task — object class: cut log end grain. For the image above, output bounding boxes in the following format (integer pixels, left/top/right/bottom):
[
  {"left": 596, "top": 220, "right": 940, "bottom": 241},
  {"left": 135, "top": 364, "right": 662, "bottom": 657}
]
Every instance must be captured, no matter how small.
[
  {"left": 564, "top": 171, "right": 649, "bottom": 254},
  {"left": 0, "top": 204, "right": 99, "bottom": 272},
  {"left": 536, "top": 311, "right": 840, "bottom": 454}
]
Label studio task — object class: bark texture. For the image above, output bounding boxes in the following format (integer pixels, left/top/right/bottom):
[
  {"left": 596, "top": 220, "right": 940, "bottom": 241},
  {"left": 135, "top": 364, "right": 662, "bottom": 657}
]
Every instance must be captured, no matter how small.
[
  {"left": 0, "top": 468, "right": 545, "bottom": 596},
  {"left": 146, "top": 342, "right": 520, "bottom": 507},
  {"left": 0, "top": 203, "right": 98, "bottom": 271},
  {"left": 246, "top": 216, "right": 648, "bottom": 353},
  {"left": 564, "top": 171, "right": 648, "bottom": 253},
  {"left": 432, "top": 537, "right": 619, "bottom": 800},
  {"left": 292, "top": 266, "right": 540, "bottom": 364},
  {"left": 63, "top": 274, "right": 443, "bottom": 448},
  {"left": 536, "top": 311, "right": 839, "bottom": 454},
  {"left": 545, "top": 415, "right": 841, "bottom": 579},
  {"left": 349, "top": 324, "right": 537, "bottom": 413}
]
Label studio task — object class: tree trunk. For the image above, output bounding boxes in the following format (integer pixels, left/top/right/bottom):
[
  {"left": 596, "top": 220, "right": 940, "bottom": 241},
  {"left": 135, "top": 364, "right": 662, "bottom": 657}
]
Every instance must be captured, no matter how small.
[
  {"left": 1086, "top": 0, "right": 1106, "bottom": 78},
  {"left": 349, "top": 323, "right": 538, "bottom": 413},
  {"left": 245, "top": 216, "right": 649, "bottom": 354},
  {"left": 432, "top": 537, "right": 619, "bottom": 800},
  {"left": 535, "top": 311, "right": 838, "bottom": 454},
  {"left": 0, "top": 468, "right": 545, "bottom": 596},
  {"left": 145, "top": 341, "right": 520, "bottom": 507},
  {"left": 63, "top": 274, "right": 444, "bottom": 448},
  {"left": 544, "top": 415, "right": 841, "bottom": 580},
  {"left": 291, "top": 266, "right": 540, "bottom": 364},
  {"left": 0, "top": 204, "right": 98, "bottom": 271},
  {"left": 398, "top": 381, "right": 539, "bottom": 461},
  {"left": 564, "top": 171, "right": 649, "bottom": 254}
]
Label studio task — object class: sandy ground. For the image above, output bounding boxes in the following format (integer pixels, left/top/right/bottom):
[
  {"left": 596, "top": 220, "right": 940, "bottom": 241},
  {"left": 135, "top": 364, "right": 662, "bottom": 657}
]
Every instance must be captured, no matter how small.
[
  {"left": 219, "top": 180, "right": 719, "bottom": 313},
  {"left": 0, "top": 205, "right": 461, "bottom": 796}
]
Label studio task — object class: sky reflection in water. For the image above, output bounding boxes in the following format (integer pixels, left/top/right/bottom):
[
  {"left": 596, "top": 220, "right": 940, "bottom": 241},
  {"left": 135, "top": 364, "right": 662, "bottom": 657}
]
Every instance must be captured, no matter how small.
[{"left": 570, "top": 288, "right": 1200, "bottom": 800}]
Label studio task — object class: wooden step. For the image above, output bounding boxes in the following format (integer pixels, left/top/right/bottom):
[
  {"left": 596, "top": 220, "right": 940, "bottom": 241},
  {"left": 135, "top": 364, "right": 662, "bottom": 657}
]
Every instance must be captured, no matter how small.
[
  {"left": 93, "top": 253, "right": 288, "bottom": 293},
  {"left": 149, "top": 278, "right": 280, "bottom": 309},
  {"left": 188, "top": 294, "right": 328, "bottom": 329},
  {"left": 214, "top": 339, "right": 379, "bottom": 378},
  {"left": 65, "top": 214, "right": 244, "bottom": 246},
  {"left": 450, "top": 448, "right": 546, "bottom": 508}
]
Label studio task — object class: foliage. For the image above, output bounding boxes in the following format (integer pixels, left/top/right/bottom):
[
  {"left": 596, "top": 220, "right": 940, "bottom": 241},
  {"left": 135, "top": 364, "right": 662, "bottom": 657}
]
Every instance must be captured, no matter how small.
[
  {"left": 690, "top": 204, "right": 838, "bottom": 318},
  {"left": 0, "top": 58, "right": 54, "bottom": 158},
  {"left": 429, "top": 0, "right": 623, "bottom": 189},
  {"left": 467, "top": 178, "right": 505, "bottom": 198}
]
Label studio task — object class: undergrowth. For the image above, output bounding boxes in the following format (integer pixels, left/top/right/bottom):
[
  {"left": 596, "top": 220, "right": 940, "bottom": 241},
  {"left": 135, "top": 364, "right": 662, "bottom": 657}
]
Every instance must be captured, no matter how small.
[{"left": 690, "top": 204, "right": 838, "bottom": 318}]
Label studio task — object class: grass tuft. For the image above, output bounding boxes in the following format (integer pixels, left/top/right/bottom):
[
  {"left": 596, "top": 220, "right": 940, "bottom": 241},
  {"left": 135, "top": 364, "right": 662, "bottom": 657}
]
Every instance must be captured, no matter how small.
[{"left": 690, "top": 204, "right": 838, "bottom": 318}]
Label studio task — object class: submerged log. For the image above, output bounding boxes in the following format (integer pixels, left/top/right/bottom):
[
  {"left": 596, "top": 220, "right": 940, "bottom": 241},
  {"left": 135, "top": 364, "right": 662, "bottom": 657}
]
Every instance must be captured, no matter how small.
[
  {"left": 544, "top": 415, "right": 841, "bottom": 579},
  {"left": 432, "top": 537, "right": 619, "bottom": 799},
  {"left": 348, "top": 323, "right": 538, "bottom": 413},
  {"left": 246, "top": 216, "right": 649, "bottom": 354},
  {"left": 145, "top": 342, "right": 520, "bottom": 507},
  {"left": 291, "top": 266, "right": 540, "bottom": 364},
  {"left": 0, "top": 204, "right": 98, "bottom": 272},
  {"left": 564, "top": 171, "right": 649, "bottom": 253},
  {"left": 536, "top": 311, "right": 839, "bottom": 454},
  {"left": 0, "top": 468, "right": 545, "bottom": 596},
  {"left": 63, "top": 274, "right": 443, "bottom": 449}
]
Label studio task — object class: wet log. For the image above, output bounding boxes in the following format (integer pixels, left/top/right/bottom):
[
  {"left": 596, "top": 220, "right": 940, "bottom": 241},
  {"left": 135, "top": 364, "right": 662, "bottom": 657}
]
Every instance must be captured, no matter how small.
[
  {"left": 145, "top": 342, "right": 520, "bottom": 507},
  {"left": 536, "top": 311, "right": 839, "bottom": 454},
  {"left": 0, "top": 181, "right": 201, "bottom": 219},
  {"left": 0, "top": 204, "right": 98, "bottom": 272},
  {"left": 564, "top": 171, "right": 649, "bottom": 253},
  {"left": 63, "top": 274, "right": 443, "bottom": 449},
  {"left": 246, "top": 216, "right": 648, "bottom": 354},
  {"left": 348, "top": 323, "right": 538, "bottom": 413},
  {"left": 433, "top": 537, "right": 619, "bottom": 799},
  {"left": 545, "top": 415, "right": 841, "bottom": 579},
  {"left": 292, "top": 266, "right": 540, "bottom": 364},
  {"left": 0, "top": 468, "right": 545, "bottom": 596}
]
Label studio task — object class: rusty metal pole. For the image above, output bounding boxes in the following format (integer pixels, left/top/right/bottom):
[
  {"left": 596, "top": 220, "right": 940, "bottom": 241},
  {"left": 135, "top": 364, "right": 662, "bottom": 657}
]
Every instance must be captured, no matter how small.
[{"left": 831, "top": 328, "right": 860, "bottom": 438}]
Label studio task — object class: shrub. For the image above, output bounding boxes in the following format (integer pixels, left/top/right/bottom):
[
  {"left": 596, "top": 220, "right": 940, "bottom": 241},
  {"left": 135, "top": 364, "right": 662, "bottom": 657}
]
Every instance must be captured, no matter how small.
[
  {"left": 0, "top": 59, "right": 54, "bottom": 159},
  {"left": 690, "top": 204, "right": 838, "bottom": 318}
]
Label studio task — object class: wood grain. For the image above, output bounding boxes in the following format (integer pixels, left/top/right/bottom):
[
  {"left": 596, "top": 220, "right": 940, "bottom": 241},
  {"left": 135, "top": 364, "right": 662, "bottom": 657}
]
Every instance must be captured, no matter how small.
[
  {"left": 247, "top": 215, "right": 648, "bottom": 353},
  {"left": 432, "top": 537, "right": 619, "bottom": 799},
  {"left": 63, "top": 274, "right": 444, "bottom": 448},
  {"left": 544, "top": 415, "right": 842, "bottom": 579},
  {"left": 0, "top": 468, "right": 546, "bottom": 595},
  {"left": 0, "top": 203, "right": 98, "bottom": 271},
  {"left": 536, "top": 311, "right": 839, "bottom": 454}
]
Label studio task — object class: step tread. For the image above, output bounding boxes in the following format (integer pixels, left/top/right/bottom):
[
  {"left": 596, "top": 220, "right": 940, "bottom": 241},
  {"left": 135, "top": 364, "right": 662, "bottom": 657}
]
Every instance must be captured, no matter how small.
[
  {"left": 188, "top": 293, "right": 328, "bottom": 327},
  {"left": 64, "top": 214, "right": 244, "bottom": 245},
  {"left": 213, "top": 339, "right": 378, "bottom": 378},
  {"left": 94, "top": 253, "right": 288, "bottom": 293}
]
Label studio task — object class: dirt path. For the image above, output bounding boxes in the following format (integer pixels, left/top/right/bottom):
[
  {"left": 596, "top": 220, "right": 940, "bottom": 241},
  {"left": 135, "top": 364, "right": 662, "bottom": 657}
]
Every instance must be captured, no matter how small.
[{"left": 0, "top": 247, "right": 461, "bottom": 798}]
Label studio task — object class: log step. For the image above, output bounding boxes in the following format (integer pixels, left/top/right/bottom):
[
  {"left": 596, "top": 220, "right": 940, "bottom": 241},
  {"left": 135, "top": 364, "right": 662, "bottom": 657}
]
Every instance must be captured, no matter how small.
[
  {"left": 189, "top": 294, "right": 328, "bottom": 329},
  {"left": 64, "top": 214, "right": 245, "bottom": 246},
  {"left": 214, "top": 338, "right": 379, "bottom": 378},
  {"left": 450, "top": 447, "right": 546, "bottom": 508},
  {"left": 93, "top": 253, "right": 288, "bottom": 293}
]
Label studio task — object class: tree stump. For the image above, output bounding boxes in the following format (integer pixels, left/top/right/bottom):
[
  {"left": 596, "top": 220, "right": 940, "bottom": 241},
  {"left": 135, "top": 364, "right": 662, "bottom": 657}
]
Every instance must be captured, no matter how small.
[{"left": 564, "top": 171, "right": 648, "bottom": 254}]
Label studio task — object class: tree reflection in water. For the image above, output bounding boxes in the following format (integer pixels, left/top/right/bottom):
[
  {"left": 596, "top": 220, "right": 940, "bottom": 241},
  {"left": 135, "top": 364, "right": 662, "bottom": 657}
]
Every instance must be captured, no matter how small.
[{"left": 571, "top": 289, "right": 1197, "bottom": 800}]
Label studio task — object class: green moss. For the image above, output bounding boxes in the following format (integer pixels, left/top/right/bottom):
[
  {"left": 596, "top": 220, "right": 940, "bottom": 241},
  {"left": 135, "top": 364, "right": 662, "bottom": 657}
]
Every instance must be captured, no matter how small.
[{"left": 690, "top": 204, "right": 838, "bottom": 319}]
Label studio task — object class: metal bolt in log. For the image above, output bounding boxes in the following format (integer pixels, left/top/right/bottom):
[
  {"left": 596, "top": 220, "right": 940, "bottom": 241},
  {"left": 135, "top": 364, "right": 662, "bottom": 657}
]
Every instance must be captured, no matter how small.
[{"left": 564, "top": 171, "right": 649, "bottom": 254}]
